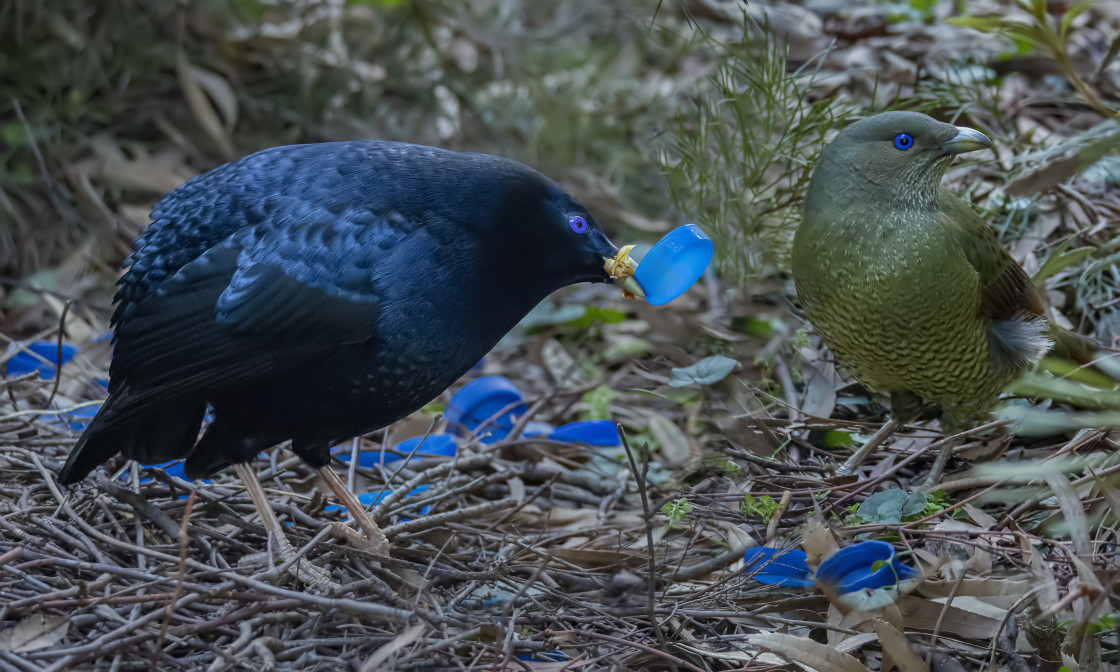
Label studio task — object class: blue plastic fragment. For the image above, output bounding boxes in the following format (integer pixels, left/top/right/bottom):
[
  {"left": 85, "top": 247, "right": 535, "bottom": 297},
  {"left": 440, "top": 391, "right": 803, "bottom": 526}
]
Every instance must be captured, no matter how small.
[
  {"left": 337, "top": 434, "right": 458, "bottom": 467},
  {"left": 517, "top": 650, "right": 570, "bottom": 662},
  {"left": 742, "top": 547, "right": 814, "bottom": 587},
  {"left": 56, "top": 403, "right": 101, "bottom": 431},
  {"left": 521, "top": 421, "right": 555, "bottom": 438},
  {"left": 445, "top": 377, "right": 619, "bottom": 445},
  {"left": 445, "top": 376, "right": 528, "bottom": 443},
  {"left": 5, "top": 341, "right": 80, "bottom": 380},
  {"left": 633, "top": 224, "right": 714, "bottom": 306},
  {"left": 743, "top": 541, "right": 919, "bottom": 594},
  {"left": 325, "top": 485, "right": 432, "bottom": 519},
  {"left": 548, "top": 419, "right": 621, "bottom": 446},
  {"left": 815, "top": 540, "right": 919, "bottom": 594}
]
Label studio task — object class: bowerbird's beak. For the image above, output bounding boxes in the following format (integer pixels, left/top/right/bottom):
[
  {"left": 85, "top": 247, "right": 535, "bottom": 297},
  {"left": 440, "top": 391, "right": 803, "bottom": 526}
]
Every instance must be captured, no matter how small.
[
  {"left": 941, "top": 126, "right": 992, "bottom": 155},
  {"left": 603, "top": 245, "right": 646, "bottom": 300}
]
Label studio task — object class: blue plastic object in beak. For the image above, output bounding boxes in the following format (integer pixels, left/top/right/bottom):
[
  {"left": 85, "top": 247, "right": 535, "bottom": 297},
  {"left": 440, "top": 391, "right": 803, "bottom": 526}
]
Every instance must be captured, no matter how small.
[{"left": 633, "top": 224, "right": 714, "bottom": 306}]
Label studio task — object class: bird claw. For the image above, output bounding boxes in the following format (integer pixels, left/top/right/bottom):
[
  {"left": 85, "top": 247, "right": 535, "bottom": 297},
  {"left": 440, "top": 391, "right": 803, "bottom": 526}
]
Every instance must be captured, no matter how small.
[
  {"left": 330, "top": 521, "right": 389, "bottom": 555},
  {"left": 257, "top": 533, "right": 339, "bottom": 592}
]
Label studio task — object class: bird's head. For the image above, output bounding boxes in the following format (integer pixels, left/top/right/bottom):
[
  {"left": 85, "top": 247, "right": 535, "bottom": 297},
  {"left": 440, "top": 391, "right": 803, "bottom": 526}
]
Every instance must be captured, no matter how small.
[
  {"left": 495, "top": 171, "right": 644, "bottom": 299},
  {"left": 809, "top": 111, "right": 991, "bottom": 208}
]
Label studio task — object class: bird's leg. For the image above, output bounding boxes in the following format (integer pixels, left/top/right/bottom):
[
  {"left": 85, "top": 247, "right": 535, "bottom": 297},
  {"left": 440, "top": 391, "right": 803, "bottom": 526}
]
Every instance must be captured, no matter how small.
[
  {"left": 232, "top": 462, "right": 337, "bottom": 590},
  {"left": 835, "top": 417, "right": 904, "bottom": 476},
  {"left": 317, "top": 465, "right": 390, "bottom": 556},
  {"left": 919, "top": 438, "right": 960, "bottom": 489}
]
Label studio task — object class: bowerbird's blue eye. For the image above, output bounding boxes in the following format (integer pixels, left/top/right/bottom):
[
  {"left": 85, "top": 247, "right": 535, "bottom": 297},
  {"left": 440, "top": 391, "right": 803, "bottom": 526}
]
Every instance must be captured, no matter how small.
[
  {"left": 893, "top": 133, "right": 914, "bottom": 151},
  {"left": 568, "top": 215, "right": 588, "bottom": 234}
]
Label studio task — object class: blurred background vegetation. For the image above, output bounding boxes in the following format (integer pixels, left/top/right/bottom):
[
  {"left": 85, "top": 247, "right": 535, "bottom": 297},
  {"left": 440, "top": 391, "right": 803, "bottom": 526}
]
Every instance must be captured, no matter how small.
[
  {"left": 2, "top": 0, "right": 1119, "bottom": 415},
  {"left": 1, "top": 0, "right": 695, "bottom": 325}
]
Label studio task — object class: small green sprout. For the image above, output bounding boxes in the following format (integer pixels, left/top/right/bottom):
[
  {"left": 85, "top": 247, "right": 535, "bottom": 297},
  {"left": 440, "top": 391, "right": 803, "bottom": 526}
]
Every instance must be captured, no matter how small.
[{"left": 661, "top": 497, "right": 694, "bottom": 528}]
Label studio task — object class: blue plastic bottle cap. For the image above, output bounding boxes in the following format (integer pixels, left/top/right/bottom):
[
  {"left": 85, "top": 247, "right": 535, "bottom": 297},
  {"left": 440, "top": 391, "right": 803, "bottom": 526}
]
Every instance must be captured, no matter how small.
[
  {"left": 549, "top": 420, "right": 621, "bottom": 446},
  {"left": 633, "top": 224, "right": 714, "bottom": 306},
  {"left": 445, "top": 376, "right": 528, "bottom": 442},
  {"left": 338, "top": 434, "right": 458, "bottom": 467},
  {"left": 743, "top": 547, "right": 814, "bottom": 587},
  {"left": 815, "top": 540, "right": 917, "bottom": 594}
]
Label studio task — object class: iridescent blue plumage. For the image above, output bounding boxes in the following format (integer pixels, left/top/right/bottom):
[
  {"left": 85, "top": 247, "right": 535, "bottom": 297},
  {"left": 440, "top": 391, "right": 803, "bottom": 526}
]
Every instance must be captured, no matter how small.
[{"left": 60, "top": 141, "right": 621, "bottom": 482}]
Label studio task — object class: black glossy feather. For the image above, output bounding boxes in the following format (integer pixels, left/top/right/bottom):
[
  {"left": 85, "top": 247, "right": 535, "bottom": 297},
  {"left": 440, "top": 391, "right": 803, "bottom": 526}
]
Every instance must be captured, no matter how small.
[{"left": 61, "top": 141, "right": 620, "bottom": 483}]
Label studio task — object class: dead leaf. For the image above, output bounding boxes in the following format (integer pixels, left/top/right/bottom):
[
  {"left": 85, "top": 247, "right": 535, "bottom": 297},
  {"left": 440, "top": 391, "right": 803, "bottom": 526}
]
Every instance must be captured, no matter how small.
[
  {"left": 540, "top": 339, "right": 587, "bottom": 387},
  {"left": 897, "top": 596, "right": 1003, "bottom": 640},
  {"left": 800, "top": 360, "right": 837, "bottom": 419},
  {"left": 648, "top": 414, "right": 691, "bottom": 466},
  {"left": 874, "top": 619, "right": 931, "bottom": 672},
  {"left": 547, "top": 547, "right": 643, "bottom": 568},
  {"left": 747, "top": 632, "right": 870, "bottom": 672},
  {"left": 961, "top": 503, "right": 997, "bottom": 529},
  {"left": 177, "top": 52, "right": 236, "bottom": 159},
  {"left": 801, "top": 517, "right": 840, "bottom": 569},
  {"left": 0, "top": 615, "right": 69, "bottom": 652}
]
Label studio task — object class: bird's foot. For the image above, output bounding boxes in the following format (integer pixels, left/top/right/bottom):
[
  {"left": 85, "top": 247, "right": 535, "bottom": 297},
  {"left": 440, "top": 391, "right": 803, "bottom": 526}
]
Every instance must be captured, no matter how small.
[
  {"left": 268, "top": 531, "right": 339, "bottom": 591},
  {"left": 318, "top": 466, "right": 391, "bottom": 556},
  {"left": 329, "top": 521, "right": 383, "bottom": 553},
  {"left": 233, "top": 462, "right": 340, "bottom": 591},
  {"left": 915, "top": 438, "right": 958, "bottom": 491}
]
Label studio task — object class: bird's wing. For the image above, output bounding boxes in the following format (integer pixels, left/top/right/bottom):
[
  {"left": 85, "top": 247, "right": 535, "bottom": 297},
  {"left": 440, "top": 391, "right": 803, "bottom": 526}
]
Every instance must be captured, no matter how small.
[
  {"left": 940, "top": 195, "right": 1045, "bottom": 321},
  {"left": 99, "top": 213, "right": 417, "bottom": 424}
]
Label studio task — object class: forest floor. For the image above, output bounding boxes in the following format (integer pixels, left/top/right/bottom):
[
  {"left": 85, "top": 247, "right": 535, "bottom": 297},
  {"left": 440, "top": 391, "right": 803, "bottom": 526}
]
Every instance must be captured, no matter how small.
[{"left": 1, "top": 1, "right": 1119, "bottom": 670}]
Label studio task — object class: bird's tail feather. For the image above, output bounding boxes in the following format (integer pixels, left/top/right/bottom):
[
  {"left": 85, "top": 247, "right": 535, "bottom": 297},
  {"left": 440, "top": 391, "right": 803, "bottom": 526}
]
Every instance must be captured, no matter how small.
[
  {"left": 1047, "top": 324, "right": 1102, "bottom": 365},
  {"left": 59, "top": 396, "right": 206, "bottom": 485},
  {"left": 989, "top": 316, "right": 1053, "bottom": 374}
]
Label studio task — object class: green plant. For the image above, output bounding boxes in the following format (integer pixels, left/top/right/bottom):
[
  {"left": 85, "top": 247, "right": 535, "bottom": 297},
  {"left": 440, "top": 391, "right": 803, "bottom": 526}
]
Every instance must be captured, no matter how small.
[
  {"left": 741, "top": 493, "right": 781, "bottom": 522},
  {"left": 659, "top": 15, "right": 854, "bottom": 282},
  {"left": 581, "top": 385, "right": 615, "bottom": 421},
  {"left": 922, "top": 490, "right": 952, "bottom": 518},
  {"left": 661, "top": 497, "right": 694, "bottom": 527},
  {"left": 948, "top": 0, "right": 1113, "bottom": 117}
]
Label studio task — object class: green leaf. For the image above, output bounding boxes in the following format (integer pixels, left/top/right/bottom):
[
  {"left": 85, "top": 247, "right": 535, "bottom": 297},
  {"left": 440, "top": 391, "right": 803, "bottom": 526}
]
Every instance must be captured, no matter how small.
[
  {"left": 946, "top": 15, "right": 1007, "bottom": 33},
  {"left": 858, "top": 489, "right": 928, "bottom": 525},
  {"left": 1059, "top": 1, "right": 1092, "bottom": 38},
  {"left": 741, "top": 493, "right": 781, "bottom": 522},
  {"left": 567, "top": 306, "right": 627, "bottom": 329},
  {"left": 824, "top": 430, "right": 854, "bottom": 449},
  {"left": 581, "top": 385, "right": 614, "bottom": 420},
  {"left": 669, "top": 355, "right": 740, "bottom": 388},
  {"left": 2, "top": 123, "right": 28, "bottom": 147},
  {"left": 1032, "top": 243, "right": 1095, "bottom": 285},
  {"left": 661, "top": 497, "right": 693, "bottom": 527}
]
